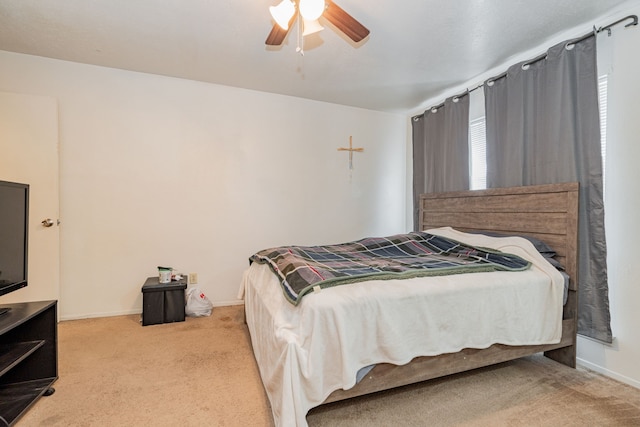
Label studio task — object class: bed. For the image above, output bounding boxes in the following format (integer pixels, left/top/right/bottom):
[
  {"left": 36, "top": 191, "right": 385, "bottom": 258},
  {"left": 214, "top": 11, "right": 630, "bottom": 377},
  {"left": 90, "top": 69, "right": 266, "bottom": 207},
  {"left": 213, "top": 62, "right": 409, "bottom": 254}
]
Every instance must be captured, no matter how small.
[{"left": 240, "top": 182, "right": 579, "bottom": 426}]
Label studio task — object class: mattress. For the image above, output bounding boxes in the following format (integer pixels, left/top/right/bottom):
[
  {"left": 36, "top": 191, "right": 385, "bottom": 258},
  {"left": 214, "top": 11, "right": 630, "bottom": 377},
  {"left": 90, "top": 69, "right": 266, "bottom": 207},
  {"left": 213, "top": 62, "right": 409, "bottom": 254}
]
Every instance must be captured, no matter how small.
[{"left": 239, "top": 227, "right": 565, "bottom": 427}]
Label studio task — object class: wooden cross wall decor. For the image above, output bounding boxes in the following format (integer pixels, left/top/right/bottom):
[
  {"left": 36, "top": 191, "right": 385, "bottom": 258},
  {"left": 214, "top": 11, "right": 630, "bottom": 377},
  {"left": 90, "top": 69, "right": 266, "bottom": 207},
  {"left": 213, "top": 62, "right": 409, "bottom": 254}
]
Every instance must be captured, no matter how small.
[{"left": 337, "top": 136, "right": 364, "bottom": 170}]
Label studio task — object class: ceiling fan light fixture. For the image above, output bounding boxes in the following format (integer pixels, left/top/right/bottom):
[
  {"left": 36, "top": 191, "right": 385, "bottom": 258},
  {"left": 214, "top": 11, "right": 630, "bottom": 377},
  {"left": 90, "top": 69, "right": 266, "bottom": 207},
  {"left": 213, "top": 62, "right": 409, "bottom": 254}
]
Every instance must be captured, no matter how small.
[
  {"left": 265, "top": 0, "right": 369, "bottom": 47},
  {"left": 269, "top": 0, "right": 296, "bottom": 30},
  {"left": 299, "top": 0, "right": 325, "bottom": 21},
  {"left": 302, "top": 18, "right": 324, "bottom": 36}
]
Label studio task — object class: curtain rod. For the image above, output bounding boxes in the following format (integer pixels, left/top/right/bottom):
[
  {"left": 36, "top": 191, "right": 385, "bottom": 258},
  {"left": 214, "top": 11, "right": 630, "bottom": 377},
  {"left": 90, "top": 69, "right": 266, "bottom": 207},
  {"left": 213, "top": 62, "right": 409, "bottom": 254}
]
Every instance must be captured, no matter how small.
[{"left": 413, "top": 14, "right": 638, "bottom": 121}]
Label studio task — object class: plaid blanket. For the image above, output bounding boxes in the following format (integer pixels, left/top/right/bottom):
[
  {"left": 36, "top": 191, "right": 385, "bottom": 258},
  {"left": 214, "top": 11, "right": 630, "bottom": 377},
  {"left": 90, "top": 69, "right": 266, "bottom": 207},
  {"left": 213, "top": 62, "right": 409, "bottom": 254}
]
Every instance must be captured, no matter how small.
[{"left": 250, "top": 231, "right": 531, "bottom": 306}]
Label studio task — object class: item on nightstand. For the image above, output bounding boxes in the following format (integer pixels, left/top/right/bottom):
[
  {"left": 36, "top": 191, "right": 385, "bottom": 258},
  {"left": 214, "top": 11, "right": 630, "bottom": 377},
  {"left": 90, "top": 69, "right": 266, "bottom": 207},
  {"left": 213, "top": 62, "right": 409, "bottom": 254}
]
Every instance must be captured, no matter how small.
[
  {"left": 158, "top": 266, "right": 172, "bottom": 283},
  {"left": 185, "top": 286, "right": 213, "bottom": 317}
]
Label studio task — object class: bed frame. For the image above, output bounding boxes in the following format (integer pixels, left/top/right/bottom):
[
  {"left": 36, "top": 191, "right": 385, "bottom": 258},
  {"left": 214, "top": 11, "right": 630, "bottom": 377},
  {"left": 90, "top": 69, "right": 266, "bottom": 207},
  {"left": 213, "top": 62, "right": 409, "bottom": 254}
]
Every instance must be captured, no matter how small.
[{"left": 323, "top": 182, "right": 579, "bottom": 404}]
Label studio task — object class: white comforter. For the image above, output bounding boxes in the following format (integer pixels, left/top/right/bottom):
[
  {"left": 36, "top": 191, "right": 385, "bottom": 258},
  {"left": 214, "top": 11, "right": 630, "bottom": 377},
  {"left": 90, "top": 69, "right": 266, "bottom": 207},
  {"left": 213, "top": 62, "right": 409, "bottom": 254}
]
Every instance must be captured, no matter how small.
[{"left": 238, "top": 227, "right": 565, "bottom": 427}]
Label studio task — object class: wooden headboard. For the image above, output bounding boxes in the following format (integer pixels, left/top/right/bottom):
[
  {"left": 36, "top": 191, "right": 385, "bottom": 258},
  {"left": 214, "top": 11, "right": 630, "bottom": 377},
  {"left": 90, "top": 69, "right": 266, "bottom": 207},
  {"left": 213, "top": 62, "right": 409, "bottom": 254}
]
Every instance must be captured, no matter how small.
[{"left": 419, "top": 182, "right": 578, "bottom": 292}]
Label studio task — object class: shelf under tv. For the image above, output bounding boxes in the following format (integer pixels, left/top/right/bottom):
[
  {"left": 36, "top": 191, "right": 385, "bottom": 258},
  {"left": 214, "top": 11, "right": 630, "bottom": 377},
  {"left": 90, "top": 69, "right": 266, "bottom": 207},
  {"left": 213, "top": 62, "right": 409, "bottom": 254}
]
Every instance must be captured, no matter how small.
[{"left": 0, "top": 301, "right": 58, "bottom": 426}]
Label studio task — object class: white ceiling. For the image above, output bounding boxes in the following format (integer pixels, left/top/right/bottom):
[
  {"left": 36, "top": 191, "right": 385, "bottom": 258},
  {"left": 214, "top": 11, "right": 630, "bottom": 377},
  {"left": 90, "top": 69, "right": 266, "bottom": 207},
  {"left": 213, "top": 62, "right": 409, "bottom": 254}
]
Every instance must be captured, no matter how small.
[{"left": 0, "top": 0, "right": 638, "bottom": 113}]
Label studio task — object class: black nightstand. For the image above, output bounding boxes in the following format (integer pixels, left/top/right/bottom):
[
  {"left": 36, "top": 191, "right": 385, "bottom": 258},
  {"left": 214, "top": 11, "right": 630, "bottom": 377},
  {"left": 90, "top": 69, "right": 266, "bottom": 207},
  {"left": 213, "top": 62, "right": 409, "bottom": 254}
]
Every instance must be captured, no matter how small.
[{"left": 141, "top": 276, "right": 187, "bottom": 326}]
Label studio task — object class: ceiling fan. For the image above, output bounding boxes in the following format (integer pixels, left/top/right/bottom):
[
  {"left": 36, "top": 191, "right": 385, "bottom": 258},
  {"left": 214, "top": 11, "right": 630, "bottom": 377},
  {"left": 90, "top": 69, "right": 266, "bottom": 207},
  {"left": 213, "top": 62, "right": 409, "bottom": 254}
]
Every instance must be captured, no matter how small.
[{"left": 265, "top": 0, "right": 370, "bottom": 46}]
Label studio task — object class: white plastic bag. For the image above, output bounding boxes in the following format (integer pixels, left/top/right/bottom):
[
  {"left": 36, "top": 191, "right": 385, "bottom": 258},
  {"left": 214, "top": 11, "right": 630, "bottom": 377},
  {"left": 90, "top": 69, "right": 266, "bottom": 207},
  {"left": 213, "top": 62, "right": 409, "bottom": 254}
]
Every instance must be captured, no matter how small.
[{"left": 185, "top": 286, "right": 213, "bottom": 317}]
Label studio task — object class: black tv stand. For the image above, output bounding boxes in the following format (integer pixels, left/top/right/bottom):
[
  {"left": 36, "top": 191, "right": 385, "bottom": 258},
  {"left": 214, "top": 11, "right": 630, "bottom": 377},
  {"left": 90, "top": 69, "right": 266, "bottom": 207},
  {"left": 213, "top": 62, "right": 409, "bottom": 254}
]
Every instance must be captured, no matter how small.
[{"left": 0, "top": 301, "right": 57, "bottom": 426}]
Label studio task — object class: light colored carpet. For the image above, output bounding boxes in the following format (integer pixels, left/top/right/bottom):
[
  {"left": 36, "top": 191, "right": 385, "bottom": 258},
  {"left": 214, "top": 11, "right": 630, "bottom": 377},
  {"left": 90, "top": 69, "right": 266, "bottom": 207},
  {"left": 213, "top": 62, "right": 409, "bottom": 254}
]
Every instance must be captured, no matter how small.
[{"left": 19, "top": 305, "right": 640, "bottom": 426}]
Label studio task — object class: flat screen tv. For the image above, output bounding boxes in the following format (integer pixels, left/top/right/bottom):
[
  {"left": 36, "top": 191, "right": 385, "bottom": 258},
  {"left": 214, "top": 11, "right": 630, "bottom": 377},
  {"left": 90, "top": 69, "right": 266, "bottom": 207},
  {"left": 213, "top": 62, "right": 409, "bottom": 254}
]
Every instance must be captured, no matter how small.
[{"left": 0, "top": 180, "right": 29, "bottom": 302}]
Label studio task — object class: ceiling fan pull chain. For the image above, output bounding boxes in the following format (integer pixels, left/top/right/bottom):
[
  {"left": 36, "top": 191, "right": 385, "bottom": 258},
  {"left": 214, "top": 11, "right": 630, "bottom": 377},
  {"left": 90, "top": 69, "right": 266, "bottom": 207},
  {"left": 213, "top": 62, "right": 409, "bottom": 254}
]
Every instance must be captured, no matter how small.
[{"left": 296, "top": 12, "right": 304, "bottom": 56}]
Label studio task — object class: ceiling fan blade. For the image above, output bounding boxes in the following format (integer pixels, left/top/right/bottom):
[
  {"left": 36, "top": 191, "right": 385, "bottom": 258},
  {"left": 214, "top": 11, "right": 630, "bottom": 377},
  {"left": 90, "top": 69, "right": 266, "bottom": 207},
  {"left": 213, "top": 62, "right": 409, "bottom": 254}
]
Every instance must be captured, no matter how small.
[
  {"left": 265, "top": 12, "right": 298, "bottom": 46},
  {"left": 323, "top": 1, "right": 370, "bottom": 43},
  {"left": 266, "top": 24, "right": 290, "bottom": 46}
]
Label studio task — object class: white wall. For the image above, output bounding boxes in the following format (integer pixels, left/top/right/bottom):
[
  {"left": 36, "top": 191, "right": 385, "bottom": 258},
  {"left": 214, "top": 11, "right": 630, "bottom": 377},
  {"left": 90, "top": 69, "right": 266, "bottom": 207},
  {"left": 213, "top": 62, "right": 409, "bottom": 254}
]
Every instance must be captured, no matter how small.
[
  {"left": 0, "top": 50, "right": 407, "bottom": 319},
  {"left": 407, "top": 4, "right": 640, "bottom": 389}
]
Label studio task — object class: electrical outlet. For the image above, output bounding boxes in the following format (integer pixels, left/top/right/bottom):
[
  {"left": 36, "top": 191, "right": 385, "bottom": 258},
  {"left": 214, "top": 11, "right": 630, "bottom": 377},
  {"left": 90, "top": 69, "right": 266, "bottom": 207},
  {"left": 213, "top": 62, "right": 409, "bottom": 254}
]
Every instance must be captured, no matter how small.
[{"left": 188, "top": 273, "right": 198, "bottom": 284}]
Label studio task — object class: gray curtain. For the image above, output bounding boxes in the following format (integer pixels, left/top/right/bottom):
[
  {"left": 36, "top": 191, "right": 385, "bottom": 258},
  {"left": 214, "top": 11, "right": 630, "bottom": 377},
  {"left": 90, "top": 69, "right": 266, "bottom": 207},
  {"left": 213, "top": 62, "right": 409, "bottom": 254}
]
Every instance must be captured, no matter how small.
[
  {"left": 412, "top": 95, "right": 470, "bottom": 230},
  {"left": 484, "top": 35, "right": 612, "bottom": 342}
]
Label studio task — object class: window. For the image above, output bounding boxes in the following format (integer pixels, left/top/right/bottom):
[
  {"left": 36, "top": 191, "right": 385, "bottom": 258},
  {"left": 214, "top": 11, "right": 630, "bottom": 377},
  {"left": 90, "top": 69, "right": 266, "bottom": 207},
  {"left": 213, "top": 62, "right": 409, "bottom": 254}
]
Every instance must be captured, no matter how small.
[
  {"left": 469, "top": 117, "right": 486, "bottom": 190},
  {"left": 468, "top": 75, "right": 608, "bottom": 191},
  {"left": 598, "top": 75, "right": 608, "bottom": 192}
]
